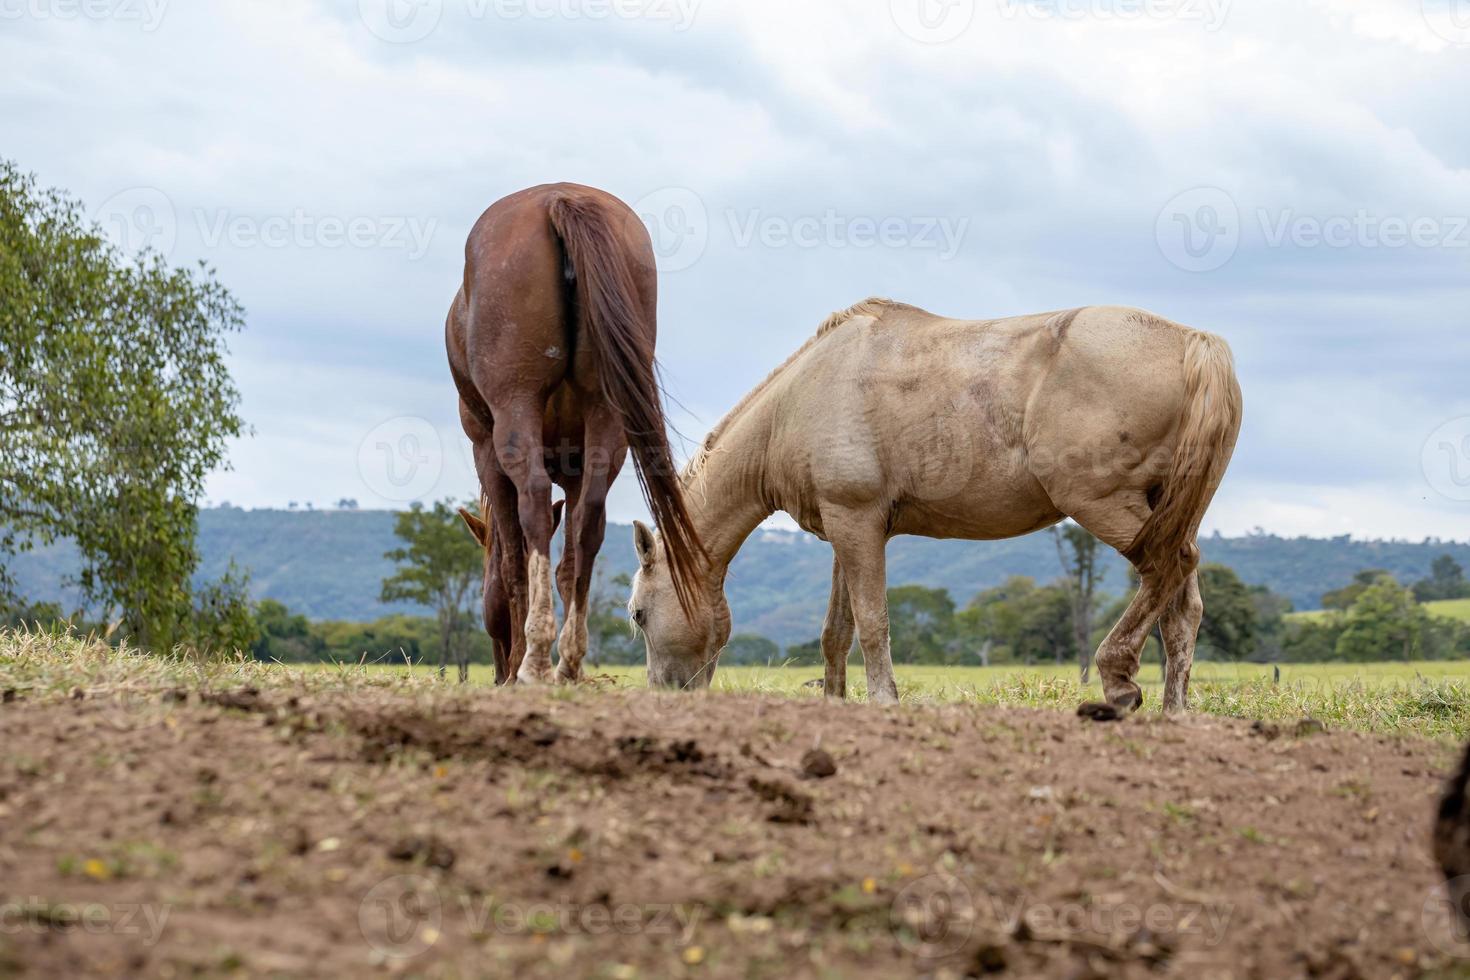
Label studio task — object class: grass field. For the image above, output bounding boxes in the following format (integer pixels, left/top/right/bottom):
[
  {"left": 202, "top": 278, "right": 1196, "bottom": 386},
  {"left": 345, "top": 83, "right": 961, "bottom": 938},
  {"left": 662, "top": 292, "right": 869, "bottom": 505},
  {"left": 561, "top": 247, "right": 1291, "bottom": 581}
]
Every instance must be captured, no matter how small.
[
  {"left": 5, "top": 625, "right": 1469, "bottom": 739},
  {"left": 301, "top": 655, "right": 1470, "bottom": 740},
  {"left": 1288, "top": 597, "right": 1470, "bottom": 623}
]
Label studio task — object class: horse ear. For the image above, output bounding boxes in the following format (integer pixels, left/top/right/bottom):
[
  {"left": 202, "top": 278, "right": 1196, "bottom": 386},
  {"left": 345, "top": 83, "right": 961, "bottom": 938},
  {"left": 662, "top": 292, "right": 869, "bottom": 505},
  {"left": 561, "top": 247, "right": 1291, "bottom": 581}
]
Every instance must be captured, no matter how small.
[
  {"left": 551, "top": 499, "right": 566, "bottom": 533},
  {"left": 632, "top": 520, "right": 657, "bottom": 568},
  {"left": 458, "top": 507, "right": 488, "bottom": 547}
]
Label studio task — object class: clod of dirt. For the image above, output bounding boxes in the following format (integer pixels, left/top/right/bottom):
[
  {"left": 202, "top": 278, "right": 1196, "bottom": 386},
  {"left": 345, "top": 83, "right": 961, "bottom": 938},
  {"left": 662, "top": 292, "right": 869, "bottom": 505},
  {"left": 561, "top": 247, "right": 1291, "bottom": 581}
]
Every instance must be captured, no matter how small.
[
  {"left": 388, "top": 835, "right": 456, "bottom": 870},
  {"left": 801, "top": 748, "right": 837, "bottom": 779},
  {"left": 1127, "top": 927, "right": 1176, "bottom": 966},
  {"left": 202, "top": 688, "right": 265, "bottom": 713},
  {"left": 161, "top": 689, "right": 188, "bottom": 704},
  {"left": 973, "top": 943, "right": 1009, "bottom": 974},
  {"left": 515, "top": 714, "right": 561, "bottom": 747},
  {"left": 2, "top": 688, "right": 17, "bottom": 704},
  {"left": 748, "top": 776, "right": 815, "bottom": 825},
  {"left": 1076, "top": 702, "right": 1124, "bottom": 723},
  {"left": 1251, "top": 720, "right": 1282, "bottom": 740},
  {"left": 1294, "top": 718, "right": 1327, "bottom": 737}
]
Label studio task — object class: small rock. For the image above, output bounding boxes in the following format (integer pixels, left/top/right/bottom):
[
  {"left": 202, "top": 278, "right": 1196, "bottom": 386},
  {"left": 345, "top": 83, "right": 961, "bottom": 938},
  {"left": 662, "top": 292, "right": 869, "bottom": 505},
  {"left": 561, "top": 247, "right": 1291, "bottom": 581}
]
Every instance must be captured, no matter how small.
[
  {"left": 801, "top": 747, "right": 837, "bottom": 779},
  {"left": 388, "top": 835, "right": 456, "bottom": 870},
  {"left": 974, "top": 943, "right": 1008, "bottom": 974}
]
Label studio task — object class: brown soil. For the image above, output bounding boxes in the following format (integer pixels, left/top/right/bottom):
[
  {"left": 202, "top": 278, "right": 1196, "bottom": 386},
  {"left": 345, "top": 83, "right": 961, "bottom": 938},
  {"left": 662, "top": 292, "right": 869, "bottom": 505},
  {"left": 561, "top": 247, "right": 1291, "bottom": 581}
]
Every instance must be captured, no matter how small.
[{"left": 0, "top": 683, "right": 1463, "bottom": 978}]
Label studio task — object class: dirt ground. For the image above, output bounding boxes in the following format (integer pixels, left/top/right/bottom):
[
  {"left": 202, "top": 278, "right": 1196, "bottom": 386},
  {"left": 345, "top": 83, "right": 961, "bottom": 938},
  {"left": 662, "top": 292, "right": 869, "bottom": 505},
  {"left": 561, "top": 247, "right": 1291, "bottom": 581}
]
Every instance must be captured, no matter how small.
[{"left": 0, "top": 679, "right": 1466, "bottom": 978}]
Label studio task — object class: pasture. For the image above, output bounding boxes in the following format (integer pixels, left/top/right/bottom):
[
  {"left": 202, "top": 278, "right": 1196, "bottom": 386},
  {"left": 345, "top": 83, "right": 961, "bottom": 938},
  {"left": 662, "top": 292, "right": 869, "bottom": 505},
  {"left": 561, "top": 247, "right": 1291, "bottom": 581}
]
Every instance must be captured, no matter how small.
[
  {"left": 308, "top": 658, "right": 1470, "bottom": 740},
  {"left": 4, "top": 629, "right": 1465, "bottom": 977}
]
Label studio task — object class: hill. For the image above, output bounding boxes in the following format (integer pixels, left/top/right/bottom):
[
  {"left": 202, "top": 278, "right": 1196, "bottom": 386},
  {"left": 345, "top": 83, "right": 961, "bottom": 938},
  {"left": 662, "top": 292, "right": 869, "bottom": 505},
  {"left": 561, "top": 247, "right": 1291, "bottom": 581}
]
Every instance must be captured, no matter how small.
[{"left": 6, "top": 508, "right": 1469, "bottom": 646}]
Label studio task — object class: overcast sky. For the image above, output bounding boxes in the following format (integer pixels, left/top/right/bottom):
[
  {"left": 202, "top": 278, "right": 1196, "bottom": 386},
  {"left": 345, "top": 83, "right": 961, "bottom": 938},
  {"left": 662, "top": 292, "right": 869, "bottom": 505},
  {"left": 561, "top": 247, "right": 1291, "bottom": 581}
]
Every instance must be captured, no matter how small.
[{"left": 4, "top": 0, "right": 1469, "bottom": 541}]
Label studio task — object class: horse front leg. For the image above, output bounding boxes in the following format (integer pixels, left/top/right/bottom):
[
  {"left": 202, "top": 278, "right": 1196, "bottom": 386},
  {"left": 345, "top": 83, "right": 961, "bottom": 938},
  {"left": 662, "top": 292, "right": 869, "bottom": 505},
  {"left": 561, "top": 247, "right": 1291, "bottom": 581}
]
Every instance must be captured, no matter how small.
[{"left": 822, "top": 507, "right": 898, "bottom": 705}]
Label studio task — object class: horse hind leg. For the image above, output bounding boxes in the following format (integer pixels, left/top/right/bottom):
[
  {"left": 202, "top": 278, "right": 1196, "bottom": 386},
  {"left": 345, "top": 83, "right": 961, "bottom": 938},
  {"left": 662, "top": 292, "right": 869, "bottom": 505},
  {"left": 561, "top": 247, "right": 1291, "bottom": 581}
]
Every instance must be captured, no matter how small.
[
  {"left": 557, "top": 412, "right": 620, "bottom": 685},
  {"left": 1158, "top": 568, "right": 1203, "bottom": 712},
  {"left": 820, "top": 556, "right": 854, "bottom": 699},
  {"left": 1066, "top": 494, "right": 1192, "bottom": 711}
]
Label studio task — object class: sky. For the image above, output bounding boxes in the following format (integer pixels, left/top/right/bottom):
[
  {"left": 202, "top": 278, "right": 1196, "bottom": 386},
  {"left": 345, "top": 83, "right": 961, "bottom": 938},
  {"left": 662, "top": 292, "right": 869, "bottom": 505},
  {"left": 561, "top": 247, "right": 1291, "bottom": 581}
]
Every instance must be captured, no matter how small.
[{"left": 3, "top": 0, "right": 1469, "bottom": 541}]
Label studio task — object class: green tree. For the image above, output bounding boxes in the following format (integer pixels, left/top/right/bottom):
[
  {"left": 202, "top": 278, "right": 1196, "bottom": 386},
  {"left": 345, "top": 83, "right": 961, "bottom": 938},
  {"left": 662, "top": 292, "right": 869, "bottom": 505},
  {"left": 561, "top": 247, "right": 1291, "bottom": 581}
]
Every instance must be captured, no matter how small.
[
  {"left": 959, "top": 576, "right": 1074, "bottom": 666},
  {"left": 722, "top": 633, "right": 781, "bottom": 666},
  {"left": 1052, "top": 522, "right": 1105, "bottom": 681},
  {"left": 380, "top": 500, "right": 482, "bottom": 681},
  {"left": 1414, "top": 555, "right": 1470, "bottom": 603},
  {"left": 785, "top": 637, "right": 822, "bottom": 666},
  {"left": 887, "top": 585, "right": 957, "bottom": 663},
  {"left": 190, "top": 564, "right": 260, "bottom": 655},
  {"left": 586, "top": 570, "right": 641, "bottom": 666},
  {"left": 1196, "top": 563, "right": 1259, "bottom": 661},
  {"left": 1248, "top": 582, "right": 1293, "bottom": 662},
  {"left": 0, "top": 161, "right": 247, "bottom": 650},
  {"left": 252, "top": 598, "right": 323, "bottom": 663},
  {"left": 1322, "top": 569, "right": 1395, "bottom": 611},
  {"left": 1336, "top": 578, "right": 1427, "bottom": 661}
]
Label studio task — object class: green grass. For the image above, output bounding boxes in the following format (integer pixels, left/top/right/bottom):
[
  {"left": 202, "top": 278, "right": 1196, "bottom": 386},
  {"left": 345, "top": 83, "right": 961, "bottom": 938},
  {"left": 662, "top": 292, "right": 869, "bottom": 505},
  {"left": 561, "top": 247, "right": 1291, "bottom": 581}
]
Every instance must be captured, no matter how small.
[
  {"left": 1427, "top": 598, "right": 1470, "bottom": 622},
  {"left": 1287, "top": 598, "right": 1470, "bottom": 624},
  {"left": 7, "top": 628, "right": 1470, "bottom": 740},
  {"left": 296, "top": 656, "right": 1470, "bottom": 740}
]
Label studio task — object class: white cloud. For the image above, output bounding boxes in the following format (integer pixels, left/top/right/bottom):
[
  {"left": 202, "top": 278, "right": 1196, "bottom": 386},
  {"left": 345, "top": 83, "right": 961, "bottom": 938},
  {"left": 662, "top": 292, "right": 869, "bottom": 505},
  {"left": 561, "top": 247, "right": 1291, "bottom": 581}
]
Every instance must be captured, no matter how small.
[{"left": 2, "top": 0, "right": 1466, "bottom": 541}]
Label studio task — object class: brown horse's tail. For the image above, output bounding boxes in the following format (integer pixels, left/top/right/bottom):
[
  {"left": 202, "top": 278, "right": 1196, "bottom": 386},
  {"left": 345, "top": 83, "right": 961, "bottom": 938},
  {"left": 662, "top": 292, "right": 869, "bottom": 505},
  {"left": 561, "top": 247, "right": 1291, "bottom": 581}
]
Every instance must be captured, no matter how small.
[
  {"left": 546, "top": 193, "right": 707, "bottom": 614},
  {"left": 1123, "top": 329, "right": 1242, "bottom": 583}
]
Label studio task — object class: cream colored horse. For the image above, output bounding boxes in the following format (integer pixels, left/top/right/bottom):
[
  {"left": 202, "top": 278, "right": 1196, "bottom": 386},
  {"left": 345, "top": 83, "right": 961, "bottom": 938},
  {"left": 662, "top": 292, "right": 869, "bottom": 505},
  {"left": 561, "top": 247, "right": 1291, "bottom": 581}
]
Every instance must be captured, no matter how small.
[{"left": 629, "top": 299, "right": 1242, "bottom": 711}]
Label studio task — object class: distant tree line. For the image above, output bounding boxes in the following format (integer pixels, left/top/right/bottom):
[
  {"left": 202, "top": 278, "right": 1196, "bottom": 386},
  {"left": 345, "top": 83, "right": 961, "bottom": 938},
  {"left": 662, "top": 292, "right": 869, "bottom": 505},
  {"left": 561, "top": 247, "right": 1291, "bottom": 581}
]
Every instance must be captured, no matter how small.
[{"left": 69, "top": 545, "right": 1470, "bottom": 670}]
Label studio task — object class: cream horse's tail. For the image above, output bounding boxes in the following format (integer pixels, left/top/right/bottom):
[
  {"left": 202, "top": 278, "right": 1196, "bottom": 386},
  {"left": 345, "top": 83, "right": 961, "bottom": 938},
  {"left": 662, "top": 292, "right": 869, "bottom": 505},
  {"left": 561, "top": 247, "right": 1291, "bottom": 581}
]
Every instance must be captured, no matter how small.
[{"left": 1123, "top": 330, "right": 1242, "bottom": 581}]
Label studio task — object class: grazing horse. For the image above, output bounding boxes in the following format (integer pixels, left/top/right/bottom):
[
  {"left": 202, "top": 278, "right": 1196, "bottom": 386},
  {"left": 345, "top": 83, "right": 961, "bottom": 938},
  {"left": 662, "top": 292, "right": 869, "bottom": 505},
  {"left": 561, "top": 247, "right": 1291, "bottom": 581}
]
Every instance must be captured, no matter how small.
[
  {"left": 447, "top": 183, "right": 705, "bottom": 685},
  {"left": 627, "top": 298, "right": 1242, "bottom": 711}
]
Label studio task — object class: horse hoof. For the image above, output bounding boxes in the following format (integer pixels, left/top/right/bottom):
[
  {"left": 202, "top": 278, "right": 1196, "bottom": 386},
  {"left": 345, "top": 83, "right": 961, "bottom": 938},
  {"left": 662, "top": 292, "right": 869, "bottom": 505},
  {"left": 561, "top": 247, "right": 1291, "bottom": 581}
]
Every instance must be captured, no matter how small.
[
  {"left": 1077, "top": 701, "right": 1124, "bottom": 722},
  {"left": 517, "top": 666, "right": 555, "bottom": 686}
]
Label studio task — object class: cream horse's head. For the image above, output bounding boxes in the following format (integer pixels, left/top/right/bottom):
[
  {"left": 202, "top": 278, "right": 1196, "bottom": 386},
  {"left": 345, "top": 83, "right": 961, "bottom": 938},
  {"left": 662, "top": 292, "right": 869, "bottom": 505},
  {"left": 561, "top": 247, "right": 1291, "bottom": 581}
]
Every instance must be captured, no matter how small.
[{"left": 628, "top": 521, "right": 728, "bottom": 690}]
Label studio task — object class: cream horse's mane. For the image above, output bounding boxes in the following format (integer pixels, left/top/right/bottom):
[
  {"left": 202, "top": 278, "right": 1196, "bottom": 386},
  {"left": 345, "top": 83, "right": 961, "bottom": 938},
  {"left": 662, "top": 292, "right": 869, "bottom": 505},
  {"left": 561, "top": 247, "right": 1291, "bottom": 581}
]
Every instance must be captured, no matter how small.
[{"left": 681, "top": 297, "right": 918, "bottom": 483}]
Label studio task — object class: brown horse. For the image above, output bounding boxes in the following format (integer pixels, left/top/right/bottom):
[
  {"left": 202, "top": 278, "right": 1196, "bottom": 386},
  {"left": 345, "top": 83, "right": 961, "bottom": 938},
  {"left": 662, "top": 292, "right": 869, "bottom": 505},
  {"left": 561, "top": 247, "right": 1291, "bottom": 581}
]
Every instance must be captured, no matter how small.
[{"left": 447, "top": 183, "right": 704, "bottom": 685}]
